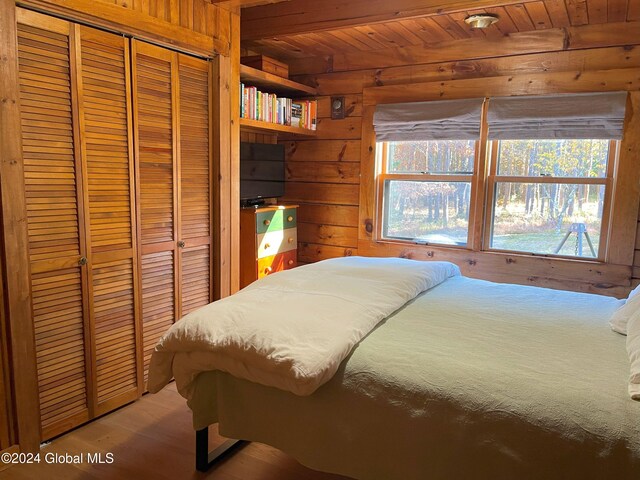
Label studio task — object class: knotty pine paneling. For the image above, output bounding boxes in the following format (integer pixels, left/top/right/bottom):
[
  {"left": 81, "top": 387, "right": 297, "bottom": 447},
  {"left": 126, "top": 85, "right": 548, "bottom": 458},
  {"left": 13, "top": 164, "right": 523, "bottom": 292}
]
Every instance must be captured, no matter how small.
[
  {"left": 243, "top": 0, "right": 640, "bottom": 63},
  {"left": 285, "top": 162, "right": 360, "bottom": 184},
  {"left": 21, "top": 0, "right": 231, "bottom": 56},
  {"left": 281, "top": 95, "right": 362, "bottom": 262},
  {"left": 296, "top": 46, "right": 640, "bottom": 96},
  {"left": 64, "top": 0, "right": 231, "bottom": 35}
]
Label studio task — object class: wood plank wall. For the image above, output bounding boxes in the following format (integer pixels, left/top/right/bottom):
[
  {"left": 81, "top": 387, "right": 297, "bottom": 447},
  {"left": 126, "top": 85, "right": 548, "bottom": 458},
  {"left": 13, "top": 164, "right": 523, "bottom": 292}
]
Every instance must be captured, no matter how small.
[
  {"left": 283, "top": 21, "right": 640, "bottom": 291},
  {"left": 18, "top": 0, "right": 232, "bottom": 55}
]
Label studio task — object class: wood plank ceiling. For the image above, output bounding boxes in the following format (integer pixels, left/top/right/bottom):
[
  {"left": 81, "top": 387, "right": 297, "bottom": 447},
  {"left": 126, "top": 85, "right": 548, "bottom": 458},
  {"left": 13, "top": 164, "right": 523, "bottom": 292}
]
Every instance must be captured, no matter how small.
[{"left": 242, "top": 0, "right": 640, "bottom": 60}]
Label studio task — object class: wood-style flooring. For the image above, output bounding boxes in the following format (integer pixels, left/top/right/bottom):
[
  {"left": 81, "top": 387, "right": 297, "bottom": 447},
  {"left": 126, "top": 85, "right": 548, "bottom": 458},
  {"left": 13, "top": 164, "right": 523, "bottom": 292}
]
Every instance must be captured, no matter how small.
[{"left": 0, "top": 384, "right": 349, "bottom": 480}]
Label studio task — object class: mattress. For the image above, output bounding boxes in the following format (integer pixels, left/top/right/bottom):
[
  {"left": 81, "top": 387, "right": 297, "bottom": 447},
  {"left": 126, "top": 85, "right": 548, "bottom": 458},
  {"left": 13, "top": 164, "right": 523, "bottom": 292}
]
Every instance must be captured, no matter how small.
[{"left": 187, "top": 276, "right": 640, "bottom": 480}]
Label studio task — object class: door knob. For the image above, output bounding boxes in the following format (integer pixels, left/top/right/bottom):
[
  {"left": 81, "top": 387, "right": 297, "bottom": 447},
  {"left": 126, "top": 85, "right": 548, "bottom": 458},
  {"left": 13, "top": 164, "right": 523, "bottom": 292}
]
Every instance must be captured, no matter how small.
[
  {"left": 177, "top": 240, "right": 186, "bottom": 248},
  {"left": 78, "top": 256, "right": 88, "bottom": 266}
]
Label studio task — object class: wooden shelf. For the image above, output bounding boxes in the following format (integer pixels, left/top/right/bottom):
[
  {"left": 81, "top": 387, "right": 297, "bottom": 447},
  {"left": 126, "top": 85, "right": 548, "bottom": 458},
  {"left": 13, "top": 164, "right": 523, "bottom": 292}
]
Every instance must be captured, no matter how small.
[
  {"left": 239, "top": 118, "right": 317, "bottom": 136},
  {"left": 240, "top": 64, "right": 317, "bottom": 97}
]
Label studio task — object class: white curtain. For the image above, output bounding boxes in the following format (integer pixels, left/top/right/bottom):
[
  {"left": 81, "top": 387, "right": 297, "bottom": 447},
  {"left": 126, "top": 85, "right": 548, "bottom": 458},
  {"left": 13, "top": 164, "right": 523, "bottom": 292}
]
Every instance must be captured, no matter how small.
[
  {"left": 487, "top": 92, "right": 628, "bottom": 140},
  {"left": 373, "top": 98, "right": 484, "bottom": 141}
]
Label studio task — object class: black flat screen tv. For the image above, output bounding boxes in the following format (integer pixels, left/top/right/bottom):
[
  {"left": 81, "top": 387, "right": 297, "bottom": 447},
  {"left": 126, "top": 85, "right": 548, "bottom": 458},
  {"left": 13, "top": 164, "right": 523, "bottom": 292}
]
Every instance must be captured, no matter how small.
[{"left": 240, "top": 142, "right": 285, "bottom": 206}]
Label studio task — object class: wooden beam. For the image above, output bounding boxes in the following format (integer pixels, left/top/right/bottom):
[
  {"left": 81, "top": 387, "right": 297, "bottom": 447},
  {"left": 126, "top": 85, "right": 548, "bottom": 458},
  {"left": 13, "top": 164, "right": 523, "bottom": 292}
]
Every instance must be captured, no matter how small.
[
  {"left": 362, "top": 67, "right": 640, "bottom": 105},
  {"left": 18, "top": 0, "right": 229, "bottom": 57},
  {"left": 0, "top": 0, "right": 41, "bottom": 451},
  {"left": 289, "top": 20, "right": 640, "bottom": 75},
  {"left": 333, "top": 28, "right": 566, "bottom": 72},
  {"left": 293, "top": 45, "right": 640, "bottom": 95},
  {"left": 241, "top": 0, "right": 538, "bottom": 41}
]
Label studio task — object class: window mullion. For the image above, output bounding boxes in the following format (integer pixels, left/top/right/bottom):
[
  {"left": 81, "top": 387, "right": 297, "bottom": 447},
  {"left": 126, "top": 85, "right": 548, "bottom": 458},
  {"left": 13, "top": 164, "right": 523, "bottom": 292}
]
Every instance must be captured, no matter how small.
[
  {"left": 468, "top": 98, "right": 489, "bottom": 252},
  {"left": 482, "top": 141, "right": 499, "bottom": 252},
  {"left": 599, "top": 141, "right": 618, "bottom": 260},
  {"left": 380, "top": 173, "right": 472, "bottom": 183},
  {"left": 493, "top": 176, "right": 607, "bottom": 185}
]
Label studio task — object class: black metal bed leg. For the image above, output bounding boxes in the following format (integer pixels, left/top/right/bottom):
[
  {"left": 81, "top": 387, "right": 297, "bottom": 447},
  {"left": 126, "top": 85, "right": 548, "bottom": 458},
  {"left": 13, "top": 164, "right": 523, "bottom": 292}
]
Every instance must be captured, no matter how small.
[{"left": 195, "top": 425, "right": 244, "bottom": 472}]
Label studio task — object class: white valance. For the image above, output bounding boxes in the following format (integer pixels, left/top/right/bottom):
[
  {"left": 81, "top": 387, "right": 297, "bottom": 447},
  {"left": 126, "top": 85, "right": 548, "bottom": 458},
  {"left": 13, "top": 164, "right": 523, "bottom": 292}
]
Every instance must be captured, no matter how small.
[
  {"left": 487, "top": 92, "right": 628, "bottom": 140},
  {"left": 373, "top": 98, "right": 484, "bottom": 141}
]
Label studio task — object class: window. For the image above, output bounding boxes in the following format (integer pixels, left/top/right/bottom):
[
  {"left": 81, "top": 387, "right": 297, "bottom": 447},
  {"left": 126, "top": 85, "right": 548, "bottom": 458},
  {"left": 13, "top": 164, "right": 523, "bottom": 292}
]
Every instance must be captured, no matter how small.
[
  {"left": 487, "top": 139, "right": 614, "bottom": 258},
  {"left": 379, "top": 140, "right": 475, "bottom": 246},
  {"left": 374, "top": 92, "right": 628, "bottom": 260}
]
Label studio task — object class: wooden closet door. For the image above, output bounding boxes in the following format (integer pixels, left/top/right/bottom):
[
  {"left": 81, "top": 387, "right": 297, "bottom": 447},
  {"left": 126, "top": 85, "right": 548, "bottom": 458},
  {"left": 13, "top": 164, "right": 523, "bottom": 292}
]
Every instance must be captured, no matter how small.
[
  {"left": 178, "top": 54, "right": 212, "bottom": 315},
  {"left": 133, "top": 44, "right": 213, "bottom": 383},
  {"left": 132, "top": 41, "right": 179, "bottom": 382},
  {"left": 16, "top": 10, "right": 91, "bottom": 440},
  {"left": 75, "top": 26, "right": 141, "bottom": 416}
]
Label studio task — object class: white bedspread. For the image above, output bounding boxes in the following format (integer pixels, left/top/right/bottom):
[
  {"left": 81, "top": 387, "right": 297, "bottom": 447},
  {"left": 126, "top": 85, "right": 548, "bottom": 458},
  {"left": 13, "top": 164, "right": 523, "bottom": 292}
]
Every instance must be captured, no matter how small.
[{"left": 148, "top": 256, "right": 459, "bottom": 397}]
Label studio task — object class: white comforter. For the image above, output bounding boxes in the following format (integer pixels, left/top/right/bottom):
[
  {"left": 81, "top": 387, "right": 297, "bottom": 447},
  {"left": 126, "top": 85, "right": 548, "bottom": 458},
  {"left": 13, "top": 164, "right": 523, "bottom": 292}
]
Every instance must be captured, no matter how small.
[{"left": 148, "top": 256, "right": 459, "bottom": 397}]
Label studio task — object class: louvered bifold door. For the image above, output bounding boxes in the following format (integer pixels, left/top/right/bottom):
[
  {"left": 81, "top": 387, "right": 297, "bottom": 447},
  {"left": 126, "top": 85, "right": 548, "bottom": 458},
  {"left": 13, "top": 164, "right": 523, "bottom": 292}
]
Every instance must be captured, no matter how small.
[
  {"left": 132, "top": 41, "right": 179, "bottom": 384},
  {"left": 75, "top": 25, "right": 142, "bottom": 415},
  {"left": 178, "top": 54, "right": 212, "bottom": 316},
  {"left": 16, "top": 10, "right": 91, "bottom": 440}
]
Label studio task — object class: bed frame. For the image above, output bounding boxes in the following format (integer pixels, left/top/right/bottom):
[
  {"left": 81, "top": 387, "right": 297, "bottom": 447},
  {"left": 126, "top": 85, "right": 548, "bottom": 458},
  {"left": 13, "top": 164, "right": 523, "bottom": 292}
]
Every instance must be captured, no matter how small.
[{"left": 195, "top": 426, "right": 245, "bottom": 471}]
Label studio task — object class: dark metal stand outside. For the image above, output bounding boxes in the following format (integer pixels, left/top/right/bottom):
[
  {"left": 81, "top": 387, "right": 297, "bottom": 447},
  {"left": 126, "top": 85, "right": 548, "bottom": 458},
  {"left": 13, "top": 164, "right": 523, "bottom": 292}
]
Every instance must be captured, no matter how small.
[
  {"left": 554, "top": 222, "right": 596, "bottom": 257},
  {"left": 195, "top": 426, "right": 245, "bottom": 472}
]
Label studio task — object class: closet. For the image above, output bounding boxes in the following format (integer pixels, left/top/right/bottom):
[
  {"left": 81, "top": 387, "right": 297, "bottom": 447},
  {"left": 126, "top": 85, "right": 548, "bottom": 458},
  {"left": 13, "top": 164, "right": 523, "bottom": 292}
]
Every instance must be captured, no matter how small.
[{"left": 15, "top": 8, "right": 212, "bottom": 441}]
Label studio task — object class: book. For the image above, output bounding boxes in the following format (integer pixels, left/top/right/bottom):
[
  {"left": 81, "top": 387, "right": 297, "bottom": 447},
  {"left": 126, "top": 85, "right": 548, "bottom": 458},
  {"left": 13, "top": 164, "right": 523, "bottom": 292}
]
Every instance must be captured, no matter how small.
[{"left": 291, "top": 102, "right": 302, "bottom": 128}]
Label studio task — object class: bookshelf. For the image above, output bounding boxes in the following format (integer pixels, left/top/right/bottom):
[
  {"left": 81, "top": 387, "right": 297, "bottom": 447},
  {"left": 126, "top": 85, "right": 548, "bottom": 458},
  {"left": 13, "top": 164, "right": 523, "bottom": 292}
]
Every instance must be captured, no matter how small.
[
  {"left": 239, "top": 118, "right": 317, "bottom": 136},
  {"left": 240, "top": 64, "right": 318, "bottom": 136},
  {"left": 240, "top": 65, "right": 317, "bottom": 97}
]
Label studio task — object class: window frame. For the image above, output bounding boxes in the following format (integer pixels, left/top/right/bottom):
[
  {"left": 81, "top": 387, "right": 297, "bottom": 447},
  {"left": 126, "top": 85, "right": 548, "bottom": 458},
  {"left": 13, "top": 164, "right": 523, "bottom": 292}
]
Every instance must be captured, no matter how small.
[
  {"left": 374, "top": 103, "right": 621, "bottom": 262},
  {"left": 376, "top": 140, "right": 479, "bottom": 248},
  {"left": 483, "top": 139, "right": 618, "bottom": 261}
]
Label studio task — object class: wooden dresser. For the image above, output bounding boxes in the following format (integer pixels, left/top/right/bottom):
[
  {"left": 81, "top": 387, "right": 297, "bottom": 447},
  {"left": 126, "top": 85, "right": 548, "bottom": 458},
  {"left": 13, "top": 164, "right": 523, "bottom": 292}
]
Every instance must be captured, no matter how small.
[{"left": 240, "top": 205, "right": 298, "bottom": 288}]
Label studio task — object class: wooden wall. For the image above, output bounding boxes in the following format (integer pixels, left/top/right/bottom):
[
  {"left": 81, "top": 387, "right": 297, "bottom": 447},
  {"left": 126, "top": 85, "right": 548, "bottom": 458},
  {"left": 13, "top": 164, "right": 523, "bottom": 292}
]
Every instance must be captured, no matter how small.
[
  {"left": 282, "top": 20, "right": 640, "bottom": 294},
  {"left": 17, "top": 0, "right": 232, "bottom": 55}
]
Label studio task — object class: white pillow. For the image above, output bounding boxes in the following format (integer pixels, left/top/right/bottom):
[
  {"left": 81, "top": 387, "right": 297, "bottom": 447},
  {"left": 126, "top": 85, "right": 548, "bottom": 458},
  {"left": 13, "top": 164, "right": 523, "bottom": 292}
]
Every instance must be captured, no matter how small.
[
  {"left": 609, "top": 284, "right": 640, "bottom": 335},
  {"left": 626, "top": 308, "right": 640, "bottom": 400}
]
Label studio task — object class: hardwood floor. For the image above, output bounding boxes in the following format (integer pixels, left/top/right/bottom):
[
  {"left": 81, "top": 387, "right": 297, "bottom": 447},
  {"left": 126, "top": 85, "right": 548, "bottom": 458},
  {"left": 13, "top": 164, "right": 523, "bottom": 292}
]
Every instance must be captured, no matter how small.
[{"left": 0, "top": 384, "right": 350, "bottom": 480}]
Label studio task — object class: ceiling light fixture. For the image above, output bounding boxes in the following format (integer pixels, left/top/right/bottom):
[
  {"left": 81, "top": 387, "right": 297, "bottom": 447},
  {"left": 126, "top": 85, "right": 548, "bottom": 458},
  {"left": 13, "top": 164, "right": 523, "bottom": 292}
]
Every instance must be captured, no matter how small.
[{"left": 464, "top": 14, "right": 499, "bottom": 29}]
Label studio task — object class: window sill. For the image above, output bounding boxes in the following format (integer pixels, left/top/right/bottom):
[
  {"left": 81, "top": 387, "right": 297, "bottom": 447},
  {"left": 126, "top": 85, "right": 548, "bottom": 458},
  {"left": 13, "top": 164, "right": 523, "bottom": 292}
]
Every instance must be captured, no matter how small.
[{"left": 373, "top": 238, "right": 607, "bottom": 265}]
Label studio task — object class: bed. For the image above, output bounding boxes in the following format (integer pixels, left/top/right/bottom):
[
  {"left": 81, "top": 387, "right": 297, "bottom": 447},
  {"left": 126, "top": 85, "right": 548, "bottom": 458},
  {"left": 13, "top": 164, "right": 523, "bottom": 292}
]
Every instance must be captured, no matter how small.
[{"left": 149, "top": 258, "right": 640, "bottom": 480}]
